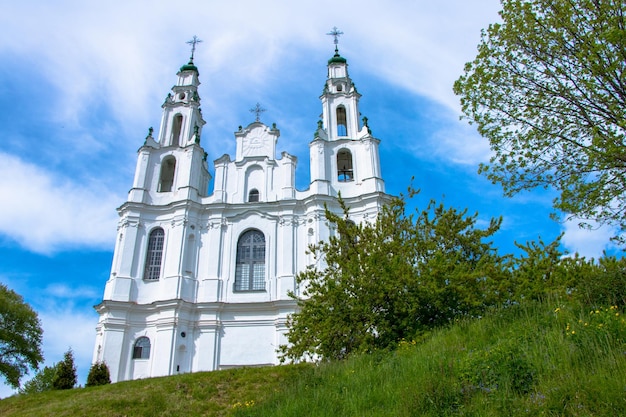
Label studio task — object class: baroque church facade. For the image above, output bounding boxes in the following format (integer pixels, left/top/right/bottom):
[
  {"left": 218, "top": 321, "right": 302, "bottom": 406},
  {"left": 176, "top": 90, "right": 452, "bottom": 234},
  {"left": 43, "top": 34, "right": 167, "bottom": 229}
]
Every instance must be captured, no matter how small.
[{"left": 93, "top": 39, "right": 388, "bottom": 382}]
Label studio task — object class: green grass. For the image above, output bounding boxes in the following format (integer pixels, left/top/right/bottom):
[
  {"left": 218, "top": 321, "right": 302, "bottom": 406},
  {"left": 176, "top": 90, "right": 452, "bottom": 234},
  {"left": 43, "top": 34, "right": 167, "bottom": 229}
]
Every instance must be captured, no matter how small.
[{"left": 2, "top": 300, "right": 624, "bottom": 416}]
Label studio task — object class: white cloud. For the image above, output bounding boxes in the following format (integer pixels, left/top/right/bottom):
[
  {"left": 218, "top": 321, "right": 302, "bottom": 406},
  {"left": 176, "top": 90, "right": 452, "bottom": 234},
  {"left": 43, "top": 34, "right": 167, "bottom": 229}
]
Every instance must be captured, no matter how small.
[
  {"left": 561, "top": 218, "right": 618, "bottom": 259},
  {"left": 0, "top": 152, "right": 120, "bottom": 254},
  {"left": 45, "top": 283, "right": 99, "bottom": 300},
  {"left": 39, "top": 308, "right": 98, "bottom": 377},
  {"left": 0, "top": 0, "right": 501, "bottom": 165}
]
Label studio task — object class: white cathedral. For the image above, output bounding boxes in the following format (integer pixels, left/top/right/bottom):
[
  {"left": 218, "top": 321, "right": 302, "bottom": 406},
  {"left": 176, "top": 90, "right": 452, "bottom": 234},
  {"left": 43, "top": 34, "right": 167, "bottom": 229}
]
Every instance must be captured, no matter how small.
[{"left": 93, "top": 36, "right": 389, "bottom": 382}]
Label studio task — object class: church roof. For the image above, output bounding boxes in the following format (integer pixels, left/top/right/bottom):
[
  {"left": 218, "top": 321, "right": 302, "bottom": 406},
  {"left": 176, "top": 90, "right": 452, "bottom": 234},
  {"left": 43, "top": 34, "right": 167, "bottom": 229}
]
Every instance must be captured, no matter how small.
[
  {"left": 180, "top": 59, "right": 199, "bottom": 73},
  {"left": 328, "top": 50, "right": 347, "bottom": 64}
]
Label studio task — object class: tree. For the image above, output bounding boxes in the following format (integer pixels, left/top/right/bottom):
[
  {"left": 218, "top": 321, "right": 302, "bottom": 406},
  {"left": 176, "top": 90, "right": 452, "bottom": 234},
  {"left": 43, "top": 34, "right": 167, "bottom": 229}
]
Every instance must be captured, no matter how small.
[
  {"left": 280, "top": 191, "right": 506, "bottom": 362},
  {"left": 18, "top": 365, "right": 57, "bottom": 395},
  {"left": 52, "top": 348, "right": 77, "bottom": 390},
  {"left": 0, "top": 283, "right": 44, "bottom": 389},
  {"left": 86, "top": 362, "right": 111, "bottom": 387},
  {"left": 454, "top": 0, "right": 626, "bottom": 242}
]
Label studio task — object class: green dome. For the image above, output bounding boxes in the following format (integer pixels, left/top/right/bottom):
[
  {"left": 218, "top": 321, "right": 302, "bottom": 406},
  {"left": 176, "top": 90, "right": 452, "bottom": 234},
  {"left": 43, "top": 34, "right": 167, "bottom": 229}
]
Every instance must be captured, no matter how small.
[
  {"left": 180, "top": 60, "right": 198, "bottom": 72},
  {"left": 328, "top": 53, "right": 347, "bottom": 64}
]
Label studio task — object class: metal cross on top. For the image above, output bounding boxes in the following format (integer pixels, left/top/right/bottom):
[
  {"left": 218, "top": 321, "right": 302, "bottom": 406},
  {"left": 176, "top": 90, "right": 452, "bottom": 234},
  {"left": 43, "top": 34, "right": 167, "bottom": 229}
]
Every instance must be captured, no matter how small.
[
  {"left": 186, "top": 35, "right": 203, "bottom": 61},
  {"left": 250, "top": 102, "right": 266, "bottom": 122},
  {"left": 327, "top": 26, "right": 344, "bottom": 47}
]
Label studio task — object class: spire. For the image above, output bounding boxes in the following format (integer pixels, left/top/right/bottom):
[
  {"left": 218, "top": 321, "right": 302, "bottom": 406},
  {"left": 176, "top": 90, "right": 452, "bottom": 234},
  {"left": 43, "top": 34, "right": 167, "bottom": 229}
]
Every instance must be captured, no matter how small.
[
  {"left": 180, "top": 35, "right": 202, "bottom": 72},
  {"left": 155, "top": 39, "right": 205, "bottom": 147},
  {"left": 326, "top": 26, "right": 347, "bottom": 64}
]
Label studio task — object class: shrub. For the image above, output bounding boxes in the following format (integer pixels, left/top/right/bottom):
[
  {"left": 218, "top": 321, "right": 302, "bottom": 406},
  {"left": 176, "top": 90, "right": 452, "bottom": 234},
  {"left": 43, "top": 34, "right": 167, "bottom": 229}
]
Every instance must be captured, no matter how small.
[
  {"left": 53, "top": 349, "right": 77, "bottom": 390},
  {"left": 18, "top": 365, "right": 57, "bottom": 394},
  {"left": 86, "top": 362, "right": 111, "bottom": 387}
]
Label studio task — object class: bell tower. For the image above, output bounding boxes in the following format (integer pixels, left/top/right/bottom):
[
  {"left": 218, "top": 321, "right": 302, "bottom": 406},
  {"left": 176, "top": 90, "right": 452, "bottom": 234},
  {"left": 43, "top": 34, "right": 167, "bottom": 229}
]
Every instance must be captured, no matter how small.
[
  {"left": 309, "top": 28, "right": 385, "bottom": 197},
  {"left": 320, "top": 27, "right": 362, "bottom": 141},
  {"left": 157, "top": 36, "right": 205, "bottom": 148},
  {"left": 128, "top": 36, "right": 210, "bottom": 204}
]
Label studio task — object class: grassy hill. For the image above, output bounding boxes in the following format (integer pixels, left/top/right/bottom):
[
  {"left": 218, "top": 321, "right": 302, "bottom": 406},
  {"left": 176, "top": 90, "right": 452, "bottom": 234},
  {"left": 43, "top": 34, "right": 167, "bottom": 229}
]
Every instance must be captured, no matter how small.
[{"left": 1, "top": 300, "right": 624, "bottom": 416}]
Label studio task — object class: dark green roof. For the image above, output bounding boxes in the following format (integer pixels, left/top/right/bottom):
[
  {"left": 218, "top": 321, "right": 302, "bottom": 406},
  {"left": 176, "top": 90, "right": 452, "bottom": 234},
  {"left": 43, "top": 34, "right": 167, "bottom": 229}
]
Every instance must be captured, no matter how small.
[
  {"left": 328, "top": 52, "right": 347, "bottom": 64},
  {"left": 180, "top": 60, "right": 198, "bottom": 73}
]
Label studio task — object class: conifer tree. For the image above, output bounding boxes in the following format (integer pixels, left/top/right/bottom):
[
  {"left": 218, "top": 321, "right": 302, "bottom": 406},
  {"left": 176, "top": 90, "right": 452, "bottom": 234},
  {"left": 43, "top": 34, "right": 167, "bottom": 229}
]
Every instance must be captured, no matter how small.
[
  {"left": 86, "top": 362, "right": 111, "bottom": 387},
  {"left": 53, "top": 349, "right": 77, "bottom": 390}
]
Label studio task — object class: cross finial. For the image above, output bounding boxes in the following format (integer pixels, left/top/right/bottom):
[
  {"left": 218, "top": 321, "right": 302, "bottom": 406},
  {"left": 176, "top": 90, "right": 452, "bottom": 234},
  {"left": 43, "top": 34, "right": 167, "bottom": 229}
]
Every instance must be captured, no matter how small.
[
  {"left": 327, "top": 26, "right": 344, "bottom": 52},
  {"left": 186, "top": 35, "right": 203, "bottom": 62},
  {"left": 250, "top": 102, "right": 266, "bottom": 122}
]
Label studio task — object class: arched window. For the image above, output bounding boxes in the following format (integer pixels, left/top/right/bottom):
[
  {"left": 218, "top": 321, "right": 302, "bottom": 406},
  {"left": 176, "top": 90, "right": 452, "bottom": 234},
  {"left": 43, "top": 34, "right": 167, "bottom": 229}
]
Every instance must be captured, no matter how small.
[
  {"left": 144, "top": 228, "right": 164, "bottom": 280},
  {"left": 336, "top": 106, "right": 347, "bottom": 136},
  {"left": 132, "top": 337, "right": 151, "bottom": 359},
  {"left": 337, "top": 149, "right": 354, "bottom": 182},
  {"left": 248, "top": 189, "right": 259, "bottom": 202},
  {"left": 158, "top": 157, "right": 176, "bottom": 192},
  {"left": 171, "top": 114, "right": 183, "bottom": 145},
  {"left": 234, "top": 230, "right": 266, "bottom": 291}
]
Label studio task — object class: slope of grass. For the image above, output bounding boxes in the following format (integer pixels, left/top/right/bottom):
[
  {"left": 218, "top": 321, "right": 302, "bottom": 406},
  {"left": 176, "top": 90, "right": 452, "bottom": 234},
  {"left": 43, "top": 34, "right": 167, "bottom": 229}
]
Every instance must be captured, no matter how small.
[
  {"left": 1, "top": 300, "right": 624, "bottom": 416},
  {"left": 235, "top": 300, "right": 626, "bottom": 417},
  {"left": 0, "top": 364, "right": 310, "bottom": 417}
]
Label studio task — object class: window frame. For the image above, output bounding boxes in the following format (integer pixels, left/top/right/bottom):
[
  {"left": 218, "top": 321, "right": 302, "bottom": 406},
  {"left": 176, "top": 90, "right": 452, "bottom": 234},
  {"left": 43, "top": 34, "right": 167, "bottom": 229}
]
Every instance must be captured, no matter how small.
[
  {"left": 143, "top": 228, "right": 165, "bottom": 281},
  {"left": 234, "top": 229, "right": 266, "bottom": 292},
  {"left": 248, "top": 189, "right": 260, "bottom": 202},
  {"left": 337, "top": 149, "right": 354, "bottom": 182},
  {"left": 336, "top": 106, "right": 347, "bottom": 136},
  {"left": 158, "top": 156, "right": 176, "bottom": 192},
  {"left": 132, "top": 336, "right": 151, "bottom": 360}
]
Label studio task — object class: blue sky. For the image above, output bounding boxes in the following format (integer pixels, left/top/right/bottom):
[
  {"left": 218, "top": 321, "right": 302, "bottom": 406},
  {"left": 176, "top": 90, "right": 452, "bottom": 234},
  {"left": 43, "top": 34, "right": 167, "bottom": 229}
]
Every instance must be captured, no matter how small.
[{"left": 0, "top": 0, "right": 620, "bottom": 397}]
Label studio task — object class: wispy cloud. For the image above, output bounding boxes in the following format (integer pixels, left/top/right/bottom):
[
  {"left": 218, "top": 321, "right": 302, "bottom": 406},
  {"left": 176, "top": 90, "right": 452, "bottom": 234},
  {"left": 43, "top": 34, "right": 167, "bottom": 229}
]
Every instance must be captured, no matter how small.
[
  {"left": 0, "top": 152, "right": 120, "bottom": 254},
  {"left": 561, "top": 218, "right": 619, "bottom": 259}
]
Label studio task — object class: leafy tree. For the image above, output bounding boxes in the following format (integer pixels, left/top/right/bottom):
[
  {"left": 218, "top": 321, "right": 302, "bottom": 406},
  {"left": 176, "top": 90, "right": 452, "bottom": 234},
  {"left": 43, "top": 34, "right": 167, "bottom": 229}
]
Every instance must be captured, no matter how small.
[
  {"left": 573, "top": 255, "right": 626, "bottom": 308},
  {"left": 454, "top": 0, "right": 626, "bottom": 241},
  {"left": 18, "top": 365, "right": 57, "bottom": 395},
  {"left": 280, "top": 191, "right": 506, "bottom": 362},
  {"left": 0, "top": 283, "right": 44, "bottom": 389},
  {"left": 52, "top": 348, "right": 77, "bottom": 390},
  {"left": 86, "top": 362, "right": 111, "bottom": 387}
]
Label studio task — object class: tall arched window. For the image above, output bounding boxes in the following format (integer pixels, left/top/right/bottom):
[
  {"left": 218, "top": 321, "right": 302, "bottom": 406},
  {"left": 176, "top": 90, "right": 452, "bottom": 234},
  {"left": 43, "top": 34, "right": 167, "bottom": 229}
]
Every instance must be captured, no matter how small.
[
  {"left": 336, "top": 106, "right": 347, "bottom": 136},
  {"left": 144, "top": 228, "right": 164, "bottom": 280},
  {"left": 337, "top": 149, "right": 354, "bottom": 182},
  {"left": 132, "top": 337, "right": 151, "bottom": 359},
  {"left": 171, "top": 114, "right": 183, "bottom": 145},
  {"left": 248, "top": 189, "right": 259, "bottom": 202},
  {"left": 234, "top": 230, "right": 266, "bottom": 291},
  {"left": 158, "top": 156, "right": 176, "bottom": 192}
]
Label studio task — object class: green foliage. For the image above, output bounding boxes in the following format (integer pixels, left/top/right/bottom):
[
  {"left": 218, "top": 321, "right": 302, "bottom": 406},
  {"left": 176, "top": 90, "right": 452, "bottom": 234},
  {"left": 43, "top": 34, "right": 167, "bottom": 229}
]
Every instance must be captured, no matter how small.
[
  {"left": 52, "top": 349, "right": 76, "bottom": 390},
  {"left": 562, "top": 305, "right": 626, "bottom": 349},
  {"left": 18, "top": 365, "right": 57, "bottom": 395},
  {"left": 85, "top": 362, "right": 110, "bottom": 387},
  {"left": 280, "top": 190, "right": 506, "bottom": 362},
  {"left": 454, "top": 0, "right": 626, "bottom": 242},
  {"left": 0, "top": 283, "right": 44, "bottom": 389},
  {"left": 459, "top": 338, "right": 535, "bottom": 394},
  {"left": 574, "top": 255, "right": 626, "bottom": 308}
]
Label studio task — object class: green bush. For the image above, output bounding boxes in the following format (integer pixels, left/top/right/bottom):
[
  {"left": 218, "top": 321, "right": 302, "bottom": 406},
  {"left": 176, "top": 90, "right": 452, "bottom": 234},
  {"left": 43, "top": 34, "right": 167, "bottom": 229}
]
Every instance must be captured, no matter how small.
[
  {"left": 575, "top": 256, "right": 626, "bottom": 308},
  {"left": 18, "top": 365, "right": 57, "bottom": 394},
  {"left": 53, "top": 349, "right": 77, "bottom": 390},
  {"left": 86, "top": 362, "right": 111, "bottom": 387}
]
